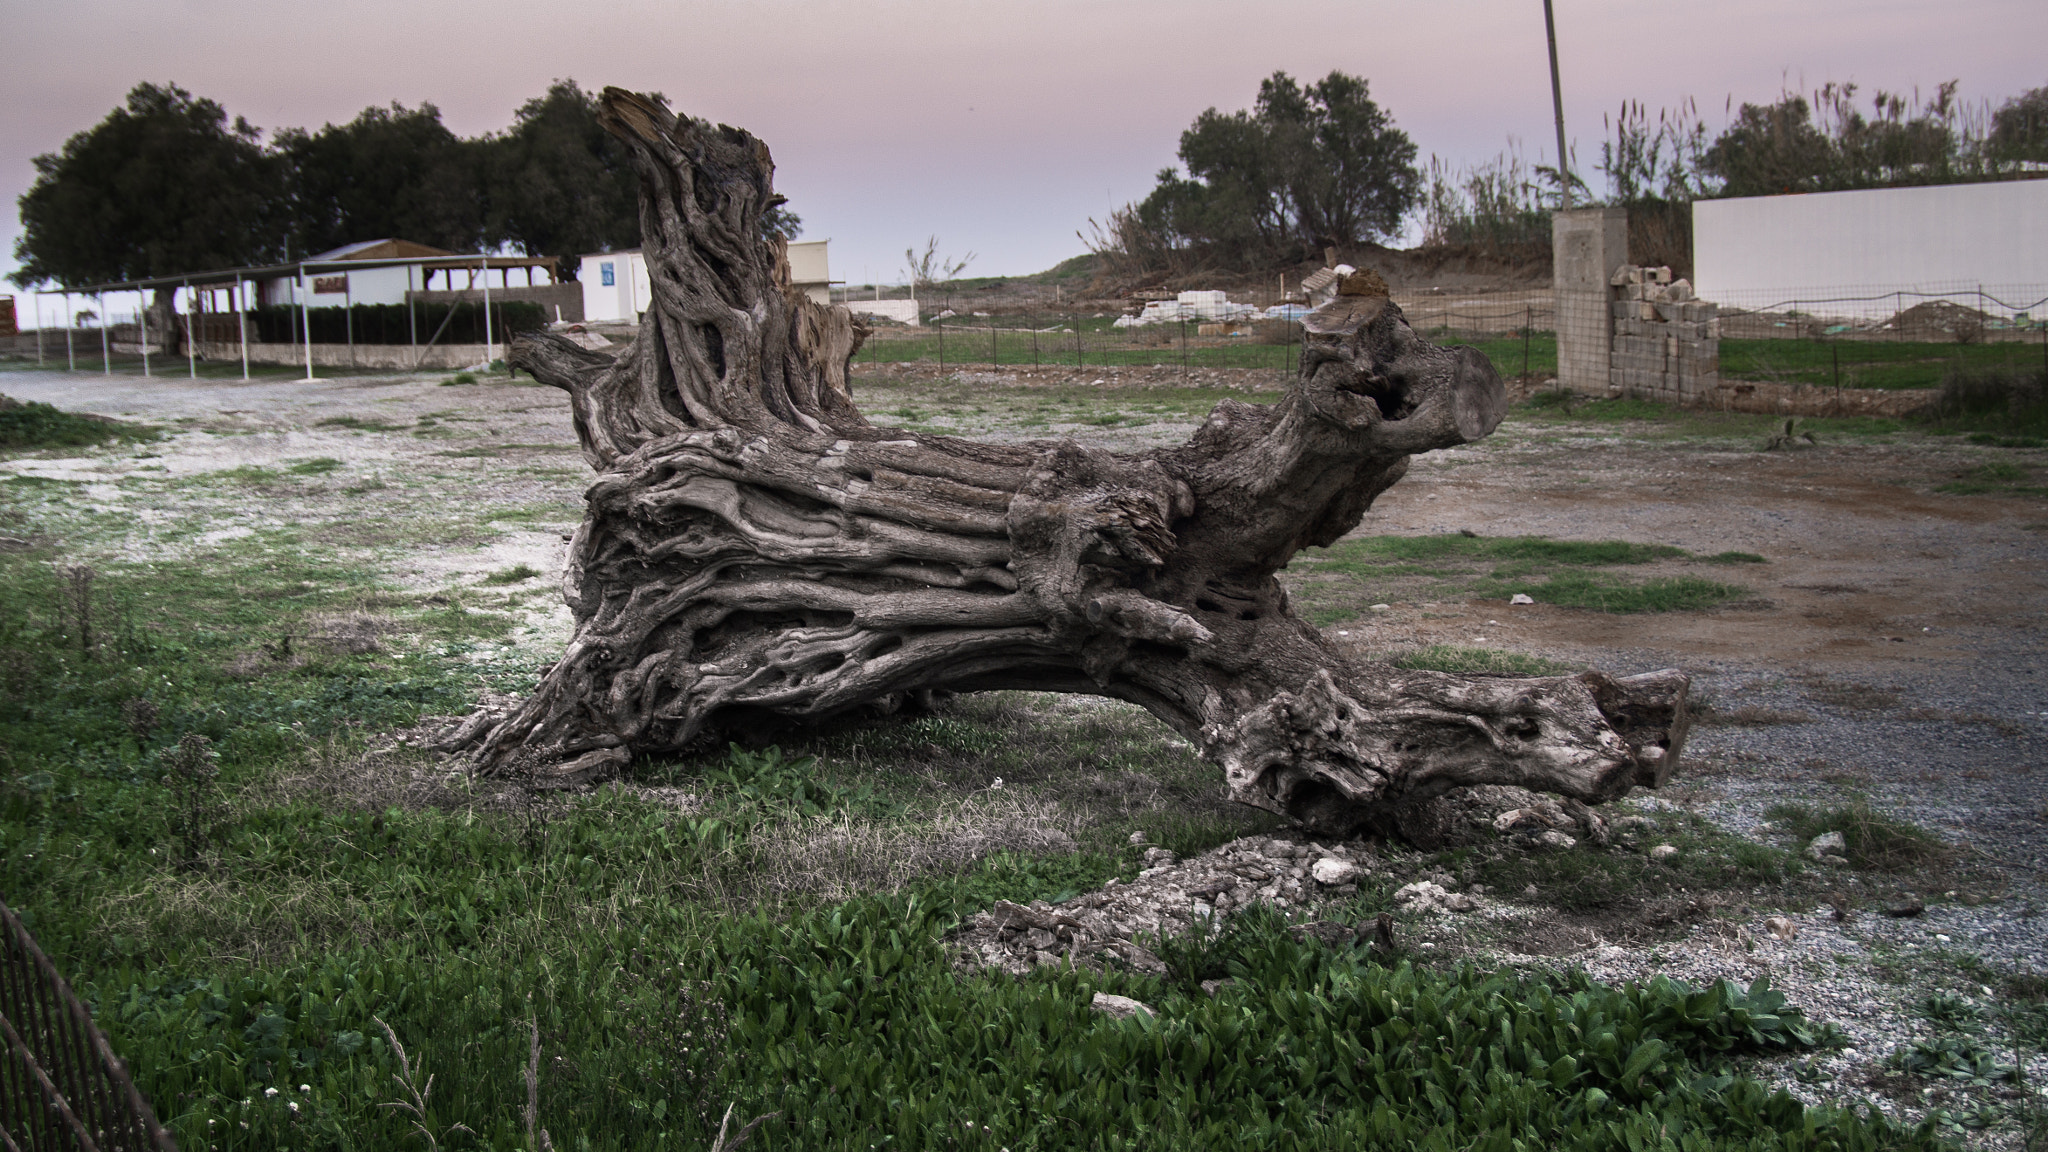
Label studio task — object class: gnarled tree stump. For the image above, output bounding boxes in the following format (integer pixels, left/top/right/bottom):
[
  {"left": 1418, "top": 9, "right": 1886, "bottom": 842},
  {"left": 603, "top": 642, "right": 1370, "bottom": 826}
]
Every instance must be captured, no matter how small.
[{"left": 445, "top": 88, "right": 1689, "bottom": 840}]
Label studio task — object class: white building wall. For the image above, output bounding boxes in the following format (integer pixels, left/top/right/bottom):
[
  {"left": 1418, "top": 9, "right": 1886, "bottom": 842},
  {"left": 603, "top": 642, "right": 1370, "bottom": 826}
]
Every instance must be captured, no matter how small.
[
  {"left": 580, "top": 252, "right": 650, "bottom": 322},
  {"left": 1693, "top": 181, "right": 2048, "bottom": 310}
]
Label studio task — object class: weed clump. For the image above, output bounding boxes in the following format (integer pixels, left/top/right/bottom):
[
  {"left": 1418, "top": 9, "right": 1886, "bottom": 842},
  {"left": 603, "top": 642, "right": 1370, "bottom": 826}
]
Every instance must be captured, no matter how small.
[
  {"left": 159, "top": 733, "right": 227, "bottom": 868},
  {"left": 0, "top": 394, "right": 155, "bottom": 450},
  {"left": 482, "top": 564, "right": 543, "bottom": 585},
  {"left": 1931, "top": 363, "right": 2047, "bottom": 433},
  {"left": 1765, "top": 797, "right": 1953, "bottom": 873}
]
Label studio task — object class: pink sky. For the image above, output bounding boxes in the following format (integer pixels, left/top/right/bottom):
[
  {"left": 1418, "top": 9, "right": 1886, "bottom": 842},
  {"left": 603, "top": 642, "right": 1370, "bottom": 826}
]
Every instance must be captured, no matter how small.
[{"left": 5, "top": 0, "right": 2043, "bottom": 305}]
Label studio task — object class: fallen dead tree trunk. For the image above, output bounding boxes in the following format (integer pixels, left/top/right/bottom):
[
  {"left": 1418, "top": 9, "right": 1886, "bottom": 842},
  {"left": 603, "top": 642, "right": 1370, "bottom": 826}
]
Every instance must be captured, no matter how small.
[{"left": 440, "top": 88, "right": 1690, "bottom": 841}]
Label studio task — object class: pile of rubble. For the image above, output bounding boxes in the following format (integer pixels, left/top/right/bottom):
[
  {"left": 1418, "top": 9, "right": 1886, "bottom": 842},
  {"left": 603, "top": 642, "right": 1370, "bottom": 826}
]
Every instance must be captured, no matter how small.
[
  {"left": 1608, "top": 264, "right": 1719, "bottom": 402},
  {"left": 946, "top": 785, "right": 1638, "bottom": 977},
  {"left": 948, "top": 832, "right": 1381, "bottom": 976}
]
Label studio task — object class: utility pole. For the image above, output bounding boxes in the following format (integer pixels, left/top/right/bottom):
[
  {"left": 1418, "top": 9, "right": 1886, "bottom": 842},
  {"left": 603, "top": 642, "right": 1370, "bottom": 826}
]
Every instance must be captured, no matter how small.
[{"left": 1543, "top": 0, "right": 1572, "bottom": 209}]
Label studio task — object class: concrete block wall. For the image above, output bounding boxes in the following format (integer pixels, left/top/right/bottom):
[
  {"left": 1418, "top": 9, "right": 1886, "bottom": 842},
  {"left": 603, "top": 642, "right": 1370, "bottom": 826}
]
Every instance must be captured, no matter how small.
[
  {"left": 1552, "top": 208, "right": 1629, "bottom": 392},
  {"left": 1606, "top": 265, "right": 1719, "bottom": 402}
]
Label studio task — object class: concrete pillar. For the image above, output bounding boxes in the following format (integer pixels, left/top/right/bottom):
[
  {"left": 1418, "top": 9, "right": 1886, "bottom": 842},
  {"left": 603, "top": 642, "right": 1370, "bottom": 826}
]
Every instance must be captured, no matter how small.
[{"left": 1552, "top": 207, "right": 1628, "bottom": 394}]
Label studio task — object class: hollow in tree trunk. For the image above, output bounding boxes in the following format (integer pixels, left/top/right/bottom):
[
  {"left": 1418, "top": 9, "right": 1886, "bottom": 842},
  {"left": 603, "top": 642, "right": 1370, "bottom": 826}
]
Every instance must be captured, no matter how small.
[{"left": 441, "top": 89, "right": 1691, "bottom": 841}]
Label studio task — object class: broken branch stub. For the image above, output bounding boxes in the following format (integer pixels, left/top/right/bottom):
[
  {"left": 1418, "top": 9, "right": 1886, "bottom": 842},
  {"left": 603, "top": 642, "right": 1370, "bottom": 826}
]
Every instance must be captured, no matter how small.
[{"left": 447, "top": 88, "right": 1690, "bottom": 839}]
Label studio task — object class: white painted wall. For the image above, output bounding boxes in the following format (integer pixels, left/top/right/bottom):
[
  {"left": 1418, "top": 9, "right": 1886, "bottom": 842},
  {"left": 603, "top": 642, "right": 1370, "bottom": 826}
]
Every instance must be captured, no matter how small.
[
  {"left": 846, "top": 299, "right": 920, "bottom": 325},
  {"left": 579, "top": 242, "right": 834, "bottom": 319},
  {"left": 579, "top": 251, "right": 650, "bottom": 323},
  {"left": 787, "top": 239, "right": 831, "bottom": 305},
  {"left": 1693, "top": 181, "right": 2048, "bottom": 314}
]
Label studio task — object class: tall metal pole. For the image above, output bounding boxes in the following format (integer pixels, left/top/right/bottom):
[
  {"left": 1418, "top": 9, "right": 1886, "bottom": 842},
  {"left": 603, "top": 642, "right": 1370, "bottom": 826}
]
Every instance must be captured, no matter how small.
[
  {"left": 237, "top": 280, "right": 249, "bottom": 379},
  {"left": 185, "top": 283, "right": 197, "bottom": 379},
  {"left": 99, "top": 293, "right": 109, "bottom": 374},
  {"left": 64, "top": 292, "right": 75, "bottom": 371},
  {"left": 34, "top": 294, "right": 43, "bottom": 365},
  {"left": 300, "top": 265, "right": 314, "bottom": 380},
  {"left": 482, "top": 257, "right": 494, "bottom": 367},
  {"left": 141, "top": 291, "right": 152, "bottom": 377},
  {"left": 1543, "top": 0, "right": 1573, "bottom": 209}
]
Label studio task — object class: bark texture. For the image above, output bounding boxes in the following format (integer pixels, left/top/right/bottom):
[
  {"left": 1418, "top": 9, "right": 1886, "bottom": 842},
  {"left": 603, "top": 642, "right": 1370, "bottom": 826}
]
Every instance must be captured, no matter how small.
[{"left": 447, "top": 88, "right": 1691, "bottom": 839}]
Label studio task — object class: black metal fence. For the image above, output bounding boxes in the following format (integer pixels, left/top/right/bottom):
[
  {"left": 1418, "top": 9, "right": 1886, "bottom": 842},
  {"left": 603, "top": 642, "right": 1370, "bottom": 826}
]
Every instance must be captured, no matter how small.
[{"left": 0, "top": 899, "right": 175, "bottom": 1152}]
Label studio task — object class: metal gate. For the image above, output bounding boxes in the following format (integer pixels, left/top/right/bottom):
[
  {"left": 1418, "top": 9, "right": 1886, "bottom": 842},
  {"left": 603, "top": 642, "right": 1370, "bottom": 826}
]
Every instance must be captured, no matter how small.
[{"left": 0, "top": 898, "right": 175, "bottom": 1151}]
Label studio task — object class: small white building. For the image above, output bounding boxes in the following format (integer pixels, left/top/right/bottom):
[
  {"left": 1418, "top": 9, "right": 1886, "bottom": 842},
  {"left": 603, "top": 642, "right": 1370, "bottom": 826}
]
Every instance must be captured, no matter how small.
[
  {"left": 253, "top": 239, "right": 560, "bottom": 310},
  {"left": 579, "top": 250, "right": 652, "bottom": 324},
  {"left": 257, "top": 240, "right": 455, "bottom": 307},
  {"left": 579, "top": 239, "right": 833, "bottom": 323}
]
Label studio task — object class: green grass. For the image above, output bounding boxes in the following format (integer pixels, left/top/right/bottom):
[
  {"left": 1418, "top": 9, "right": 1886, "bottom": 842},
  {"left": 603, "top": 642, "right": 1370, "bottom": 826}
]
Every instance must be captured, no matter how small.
[
  {"left": 1286, "top": 533, "right": 1749, "bottom": 618},
  {"left": 316, "top": 416, "right": 406, "bottom": 433},
  {"left": 1512, "top": 394, "right": 1913, "bottom": 442},
  {"left": 1391, "top": 645, "right": 1574, "bottom": 676},
  {"left": 1936, "top": 461, "right": 2042, "bottom": 496},
  {"left": 851, "top": 324, "right": 1557, "bottom": 384},
  {"left": 0, "top": 394, "right": 157, "bottom": 451},
  {"left": 286, "top": 457, "right": 344, "bottom": 476},
  {"left": 1470, "top": 572, "right": 1747, "bottom": 614},
  {"left": 481, "top": 564, "right": 543, "bottom": 585},
  {"left": 0, "top": 366, "right": 1959, "bottom": 1152},
  {"left": 1464, "top": 809, "right": 1799, "bottom": 915},
  {"left": 1763, "top": 798, "right": 1955, "bottom": 874},
  {"left": 1423, "top": 329, "right": 1557, "bottom": 380},
  {"left": 1721, "top": 337, "right": 2042, "bottom": 391}
]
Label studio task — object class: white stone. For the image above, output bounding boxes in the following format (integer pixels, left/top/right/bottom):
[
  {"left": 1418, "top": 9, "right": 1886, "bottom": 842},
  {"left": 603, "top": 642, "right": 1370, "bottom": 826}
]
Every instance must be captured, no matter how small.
[
  {"left": 1510, "top": 593, "right": 1535, "bottom": 605},
  {"left": 1090, "top": 992, "right": 1154, "bottom": 1019},
  {"left": 1764, "top": 916, "right": 1799, "bottom": 941},
  {"left": 1806, "top": 830, "right": 1847, "bottom": 861},
  {"left": 1311, "top": 857, "right": 1360, "bottom": 886},
  {"left": 1648, "top": 844, "right": 1680, "bottom": 860}
]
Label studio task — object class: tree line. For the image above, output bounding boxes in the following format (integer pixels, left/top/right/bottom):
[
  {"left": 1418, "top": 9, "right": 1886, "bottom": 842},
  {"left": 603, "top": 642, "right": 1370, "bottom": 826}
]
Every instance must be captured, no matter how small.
[
  {"left": 1092, "top": 71, "right": 2048, "bottom": 280},
  {"left": 10, "top": 80, "right": 801, "bottom": 291}
]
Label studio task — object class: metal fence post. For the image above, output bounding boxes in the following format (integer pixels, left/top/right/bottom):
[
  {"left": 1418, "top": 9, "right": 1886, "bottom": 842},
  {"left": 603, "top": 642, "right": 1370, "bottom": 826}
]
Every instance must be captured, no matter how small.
[{"left": 1522, "top": 305, "right": 1532, "bottom": 380}]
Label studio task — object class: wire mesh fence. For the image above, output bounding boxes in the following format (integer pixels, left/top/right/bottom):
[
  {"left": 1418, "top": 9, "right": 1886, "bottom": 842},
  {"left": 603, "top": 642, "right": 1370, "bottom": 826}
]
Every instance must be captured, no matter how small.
[
  {"left": 849, "top": 299, "right": 1561, "bottom": 385},
  {"left": 1706, "top": 285, "right": 2048, "bottom": 393},
  {"left": 0, "top": 898, "right": 176, "bottom": 1152}
]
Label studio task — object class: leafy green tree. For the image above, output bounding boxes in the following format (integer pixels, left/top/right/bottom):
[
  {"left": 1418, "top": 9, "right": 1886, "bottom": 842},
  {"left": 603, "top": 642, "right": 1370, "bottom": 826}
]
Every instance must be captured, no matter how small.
[
  {"left": 484, "top": 80, "right": 800, "bottom": 274},
  {"left": 484, "top": 80, "right": 645, "bottom": 271},
  {"left": 1702, "top": 82, "right": 1978, "bottom": 197},
  {"left": 1132, "top": 70, "right": 1419, "bottom": 267},
  {"left": 1990, "top": 85, "right": 2048, "bottom": 163},
  {"left": 277, "top": 102, "right": 486, "bottom": 257},
  {"left": 12, "top": 82, "right": 284, "bottom": 289},
  {"left": 1700, "top": 94, "right": 1835, "bottom": 197}
]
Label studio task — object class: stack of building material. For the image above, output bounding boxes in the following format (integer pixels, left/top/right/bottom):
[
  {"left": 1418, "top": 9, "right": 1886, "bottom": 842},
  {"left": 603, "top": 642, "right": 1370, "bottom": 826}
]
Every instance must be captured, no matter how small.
[{"left": 1608, "top": 265, "right": 1719, "bottom": 401}]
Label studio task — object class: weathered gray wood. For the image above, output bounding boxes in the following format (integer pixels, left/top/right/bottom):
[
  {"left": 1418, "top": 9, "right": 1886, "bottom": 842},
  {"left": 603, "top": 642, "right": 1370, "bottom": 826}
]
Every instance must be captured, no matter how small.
[{"left": 444, "top": 88, "right": 1690, "bottom": 839}]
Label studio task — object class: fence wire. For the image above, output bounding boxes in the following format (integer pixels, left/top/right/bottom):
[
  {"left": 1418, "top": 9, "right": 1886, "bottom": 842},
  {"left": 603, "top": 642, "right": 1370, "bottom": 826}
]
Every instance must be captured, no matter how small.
[
  {"left": 849, "top": 301, "right": 1559, "bottom": 384},
  {"left": 0, "top": 899, "right": 176, "bottom": 1152}
]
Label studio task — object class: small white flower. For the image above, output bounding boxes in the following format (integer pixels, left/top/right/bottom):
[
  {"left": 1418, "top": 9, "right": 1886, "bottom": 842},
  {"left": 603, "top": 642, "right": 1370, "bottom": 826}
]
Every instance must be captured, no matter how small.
[
  {"left": 991, "top": 777, "right": 1003, "bottom": 789},
  {"left": 264, "top": 1087, "right": 279, "bottom": 1098},
  {"left": 289, "top": 1101, "right": 299, "bottom": 1113},
  {"left": 298, "top": 1084, "right": 310, "bottom": 1093}
]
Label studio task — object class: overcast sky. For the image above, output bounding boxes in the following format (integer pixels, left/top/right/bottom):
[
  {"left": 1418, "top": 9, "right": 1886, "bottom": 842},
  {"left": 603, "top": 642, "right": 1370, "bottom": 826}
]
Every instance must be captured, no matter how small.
[{"left": 5, "top": 0, "right": 2044, "bottom": 307}]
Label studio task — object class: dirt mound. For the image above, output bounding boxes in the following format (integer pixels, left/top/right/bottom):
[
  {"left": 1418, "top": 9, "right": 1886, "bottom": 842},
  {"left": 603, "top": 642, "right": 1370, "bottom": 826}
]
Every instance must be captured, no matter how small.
[{"left": 1886, "top": 299, "right": 1994, "bottom": 339}]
